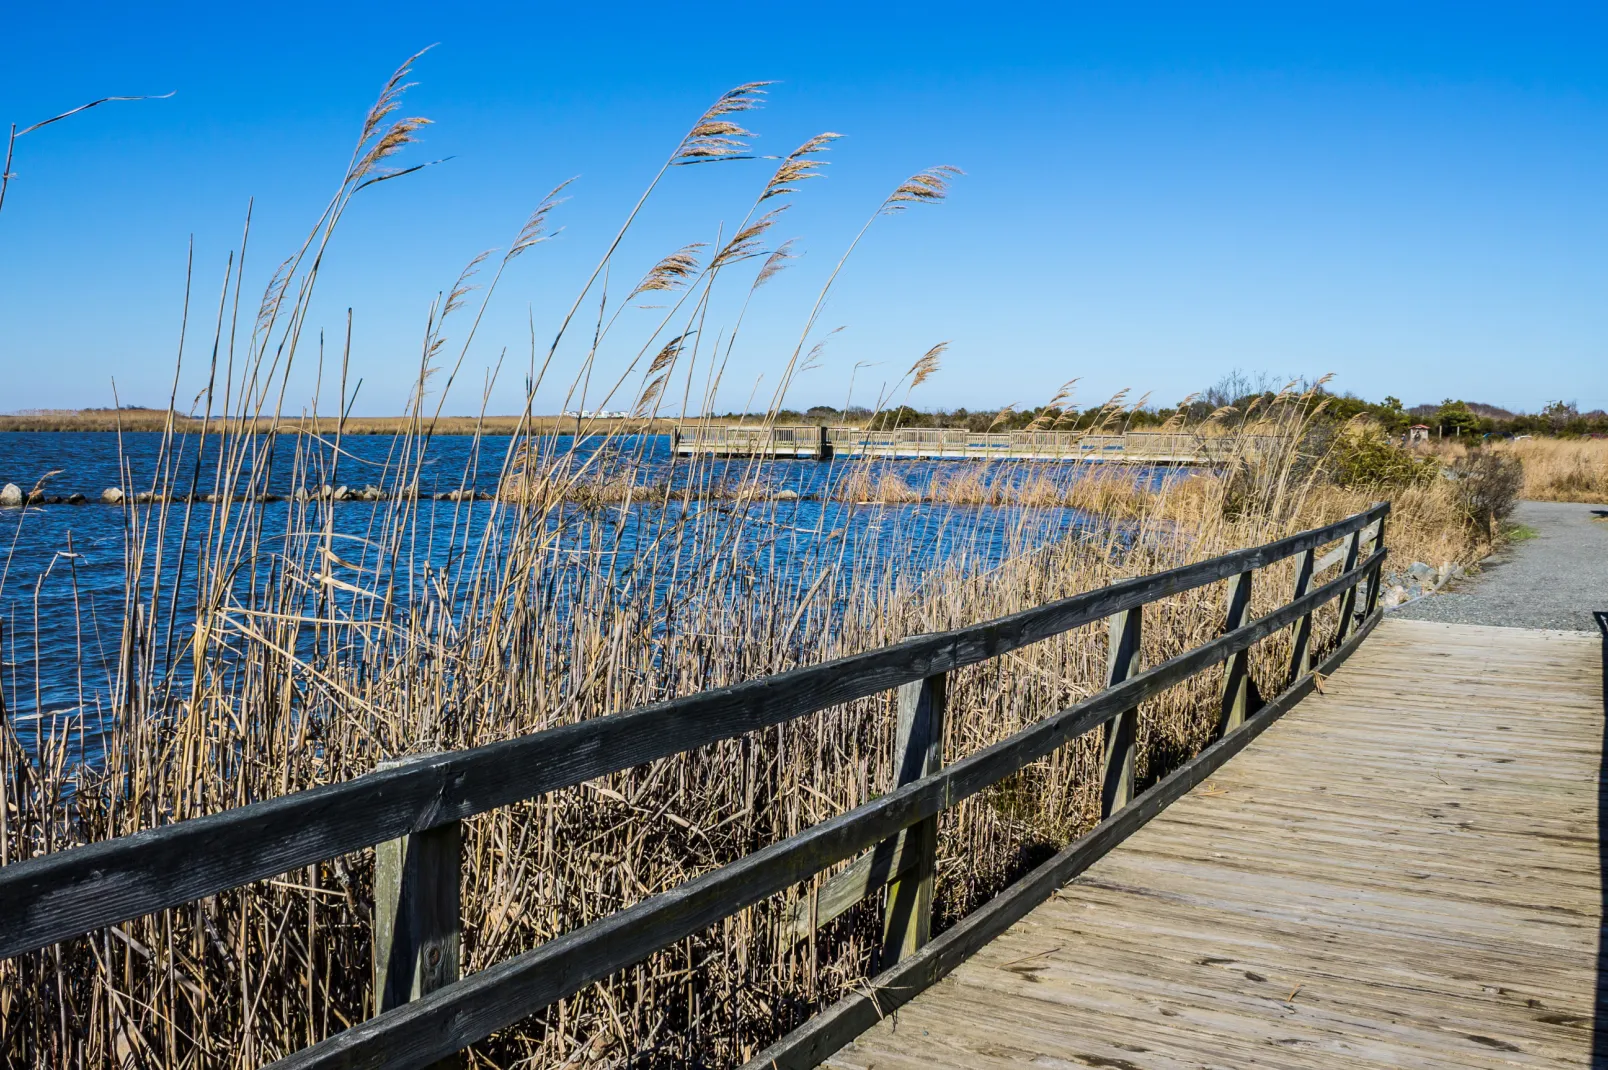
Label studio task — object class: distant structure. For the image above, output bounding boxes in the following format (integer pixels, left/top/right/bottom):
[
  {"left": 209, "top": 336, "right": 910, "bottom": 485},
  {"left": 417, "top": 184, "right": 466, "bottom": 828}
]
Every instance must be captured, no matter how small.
[
  {"left": 1407, "top": 424, "right": 1430, "bottom": 445},
  {"left": 561, "top": 410, "right": 630, "bottom": 419}
]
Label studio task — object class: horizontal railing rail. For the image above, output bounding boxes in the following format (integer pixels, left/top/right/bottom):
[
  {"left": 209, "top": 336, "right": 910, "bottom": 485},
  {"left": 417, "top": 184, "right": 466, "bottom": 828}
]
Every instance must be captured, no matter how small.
[{"left": 0, "top": 502, "right": 1390, "bottom": 1070}]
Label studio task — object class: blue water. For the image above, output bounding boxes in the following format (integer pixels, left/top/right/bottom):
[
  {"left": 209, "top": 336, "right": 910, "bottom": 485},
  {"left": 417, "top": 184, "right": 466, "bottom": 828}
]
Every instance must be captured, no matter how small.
[{"left": 0, "top": 432, "right": 1160, "bottom": 756}]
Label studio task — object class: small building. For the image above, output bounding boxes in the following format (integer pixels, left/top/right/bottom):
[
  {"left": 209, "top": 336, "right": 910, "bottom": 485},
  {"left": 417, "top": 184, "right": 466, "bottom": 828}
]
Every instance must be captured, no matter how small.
[{"left": 1407, "top": 424, "right": 1430, "bottom": 445}]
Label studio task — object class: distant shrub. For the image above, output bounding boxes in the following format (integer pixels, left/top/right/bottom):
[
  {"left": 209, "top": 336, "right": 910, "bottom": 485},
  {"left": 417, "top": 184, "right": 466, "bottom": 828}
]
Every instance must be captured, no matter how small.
[
  {"left": 1323, "top": 425, "right": 1439, "bottom": 489},
  {"left": 1449, "top": 449, "right": 1524, "bottom": 536}
]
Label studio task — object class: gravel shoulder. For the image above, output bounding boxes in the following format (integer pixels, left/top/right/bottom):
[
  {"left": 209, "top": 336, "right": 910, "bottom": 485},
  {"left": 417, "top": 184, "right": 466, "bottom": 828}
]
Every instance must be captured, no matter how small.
[{"left": 1392, "top": 500, "right": 1608, "bottom": 632}]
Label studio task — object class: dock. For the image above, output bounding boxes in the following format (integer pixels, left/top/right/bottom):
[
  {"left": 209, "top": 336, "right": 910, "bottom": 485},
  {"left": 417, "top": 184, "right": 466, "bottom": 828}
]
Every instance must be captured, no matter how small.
[{"left": 671, "top": 425, "right": 1273, "bottom": 464}]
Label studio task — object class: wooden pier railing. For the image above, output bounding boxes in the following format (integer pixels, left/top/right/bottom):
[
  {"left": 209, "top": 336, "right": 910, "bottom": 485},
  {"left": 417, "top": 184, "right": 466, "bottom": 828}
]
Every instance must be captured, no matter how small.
[
  {"left": 671, "top": 425, "right": 1278, "bottom": 464},
  {"left": 0, "top": 505, "right": 1389, "bottom": 1070}
]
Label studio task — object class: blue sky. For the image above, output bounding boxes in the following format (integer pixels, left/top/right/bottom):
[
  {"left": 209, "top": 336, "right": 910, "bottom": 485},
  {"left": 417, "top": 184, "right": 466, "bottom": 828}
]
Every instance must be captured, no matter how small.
[{"left": 2, "top": 1, "right": 1604, "bottom": 416}]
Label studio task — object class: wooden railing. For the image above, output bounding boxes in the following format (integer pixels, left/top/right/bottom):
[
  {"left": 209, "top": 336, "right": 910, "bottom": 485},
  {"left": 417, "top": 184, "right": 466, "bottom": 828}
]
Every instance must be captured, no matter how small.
[{"left": 0, "top": 504, "right": 1390, "bottom": 1070}]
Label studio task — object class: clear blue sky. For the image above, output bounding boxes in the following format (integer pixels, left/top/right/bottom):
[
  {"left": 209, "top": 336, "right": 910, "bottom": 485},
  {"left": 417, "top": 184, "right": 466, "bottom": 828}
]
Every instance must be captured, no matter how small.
[{"left": 2, "top": 1, "right": 1604, "bottom": 416}]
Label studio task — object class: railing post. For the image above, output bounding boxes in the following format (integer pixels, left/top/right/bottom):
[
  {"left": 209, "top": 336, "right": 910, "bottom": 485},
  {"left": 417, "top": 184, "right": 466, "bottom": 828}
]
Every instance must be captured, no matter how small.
[
  {"left": 1100, "top": 607, "right": 1143, "bottom": 818},
  {"left": 881, "top": 673, "right": 946, "bottom": 967},
  {"left": 374, "top": 756, "right": 462, "bottom": 1065},
  {"left": 1286, "top": 548, "right": 1316, "bottom": 685},
  {"left": 1335, "top": 528, "right": 1365, "bottom": 642},
  {"left": 1218, "top": 569, "right": 1256, "bottom": 736},
  {"left": 1363, "top": 513, "right": 1388, "bottom": 618}
]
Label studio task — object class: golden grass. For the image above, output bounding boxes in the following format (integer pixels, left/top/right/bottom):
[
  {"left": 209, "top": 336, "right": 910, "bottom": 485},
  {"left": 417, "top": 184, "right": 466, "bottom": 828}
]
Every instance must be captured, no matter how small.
[
  {"left": 1501, "top": 437, "right": 1608, "bottom": 503},
  {"left": 1426, "top": 436, "right": 1608, "bottom": 504},
  {"left": 0, "top": 62, "right": 1495, "bottom": 1069}
]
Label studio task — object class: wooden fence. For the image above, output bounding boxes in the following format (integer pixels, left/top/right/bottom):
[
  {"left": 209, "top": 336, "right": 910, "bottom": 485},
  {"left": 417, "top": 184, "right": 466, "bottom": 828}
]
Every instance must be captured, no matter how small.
[{"left": 0, "top": 504, "right": 1390, "bottom": 1070}]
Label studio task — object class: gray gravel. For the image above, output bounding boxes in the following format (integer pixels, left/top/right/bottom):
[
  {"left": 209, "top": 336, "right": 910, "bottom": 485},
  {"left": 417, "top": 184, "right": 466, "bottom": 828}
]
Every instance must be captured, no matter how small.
[{"left": 1393, "top": 500, "right": 1608, "bottom": 632}]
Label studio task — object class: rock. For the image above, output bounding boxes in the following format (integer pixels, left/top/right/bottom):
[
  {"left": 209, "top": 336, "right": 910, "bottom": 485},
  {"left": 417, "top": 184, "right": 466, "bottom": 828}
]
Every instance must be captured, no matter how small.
[
  {"left": 434, "top": 491, "right": 452, "bottom": 501},
  {"left": 361, "top": 485, "right": 383, "bottom": 501},
  {"left": 26, "top": 489, "right": 44, "bottom": 504},
  {"left": 1437, "top": 563, "right": 1464, "bottom": 584},
  {"left": 333, "top": 485, "right": 351, "bottom": 502},
  {"left": 1380, "top": 584, "right": 1408, "bottom": 609},
  {"left": 67, "top": 493, "right": 86, "bottom": 504},
  {"left": 0, "top": 483, "right": 21, "bottom": 506},
  {"left": 1405, "top": 561, "right": 1437, "bottom": 584},
  {"left": 775, "top": 489, "right": 799, "bottom": 501},
  {"left": 102, "top": 487, "right": 125, "bottom": 504},
  {"left": 261, "top": 493, "right": 282, "bottom": 503}
]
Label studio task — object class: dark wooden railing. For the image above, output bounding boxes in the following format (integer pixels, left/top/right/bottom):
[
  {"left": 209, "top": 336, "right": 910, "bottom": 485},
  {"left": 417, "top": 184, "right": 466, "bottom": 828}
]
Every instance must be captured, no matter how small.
[{"left": 0, "top": 503, "right": 1390, "bottom": 1070}]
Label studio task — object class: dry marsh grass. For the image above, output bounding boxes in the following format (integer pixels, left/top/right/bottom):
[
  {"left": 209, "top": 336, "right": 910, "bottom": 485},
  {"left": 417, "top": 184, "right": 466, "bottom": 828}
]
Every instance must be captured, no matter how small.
[
  {"left": 1501, "top": 437, "right": 1608, "bottom": 503},
  {"left": 0, "top": 62, "right": 1494, "bottom": 1069}
]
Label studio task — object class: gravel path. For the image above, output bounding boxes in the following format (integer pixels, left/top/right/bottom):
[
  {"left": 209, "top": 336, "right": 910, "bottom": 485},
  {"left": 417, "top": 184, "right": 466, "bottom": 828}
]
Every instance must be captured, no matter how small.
[{"left": 1393, "top": 500, "right": 1608, "bottom": 632}]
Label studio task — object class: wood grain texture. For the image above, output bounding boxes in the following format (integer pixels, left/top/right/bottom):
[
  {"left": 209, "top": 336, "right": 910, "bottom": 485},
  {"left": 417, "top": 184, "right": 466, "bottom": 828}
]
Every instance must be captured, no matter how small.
[
  {"left": 1100, "top": 607, "right": 1143, "bottom": 818},
  {"left": 780, "top": 831, "right": 916, "bottom": 944},
  {"left": 882, "top": 674, "right": 946, "bottom": 966},
  {"left": 0, "top": 506, "right": 1387, "bottom": 960},
  {"left": 820, "top": 619, "right": 1606, "bottom": 1070}
]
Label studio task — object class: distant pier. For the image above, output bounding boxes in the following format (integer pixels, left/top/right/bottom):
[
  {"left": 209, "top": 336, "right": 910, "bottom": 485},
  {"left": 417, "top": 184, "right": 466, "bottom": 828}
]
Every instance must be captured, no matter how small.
[{"left": 671, "top": 425, "right": 1260, "bottom": 464}]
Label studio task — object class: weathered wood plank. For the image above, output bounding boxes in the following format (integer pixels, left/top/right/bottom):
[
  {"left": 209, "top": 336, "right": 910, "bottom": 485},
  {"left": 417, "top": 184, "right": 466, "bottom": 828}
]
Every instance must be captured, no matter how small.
[
  {"left": 0, "top": 506, "right": 1387, "bottom": 960},
  {"left": 373, "top": 757, "right": 462, "bottom": 1029},
  {"left": 267, "top": 556, "right": 1384, "bottom": 1070},
  {"left": 1335, "top": 527, "right": 1364, "bottom": 642},
  {"left": 779, "top": 831, "right": 915, "bottom": 944},
  {"left": 1098, "top": 607, "right": 1142, "bottom": 817},
  {"left": 1217, "top": 569, "right": 1255, "bottom": 735},
  {"left": 880, "top": 675, "right": 945, "bottom": 966},
  {"left": 1286, "top": 546, "right": 1316, "bottom": 684}
]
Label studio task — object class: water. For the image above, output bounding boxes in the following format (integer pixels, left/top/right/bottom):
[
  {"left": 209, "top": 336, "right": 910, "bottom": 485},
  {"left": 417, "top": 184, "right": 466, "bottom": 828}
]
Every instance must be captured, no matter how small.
[{"left": 0, "top": 432, "right": 1159, "bottom": 754}]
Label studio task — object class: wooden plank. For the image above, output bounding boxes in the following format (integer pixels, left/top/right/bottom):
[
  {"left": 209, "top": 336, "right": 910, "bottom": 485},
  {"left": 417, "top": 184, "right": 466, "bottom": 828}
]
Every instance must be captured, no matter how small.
[
  {"left": 373, "top": 822, "right": 462, "bottom": 1070},
  {"left": 1286, "top": 547, "right": 1316, "bottom": 684},
  {"left": 0, "top": 507, "right": 1387, "bottom": 960},
  {"left": 780, "top": 831, "right": 915, "bottom": 945},
  {"left": 743, "top": 612, "right": 1385, "bottom": 1070},
  {"left": 1217, "top": 569, "right": 1256, "bottom": 736},
  {"left": 372, "top": 759, "right": 462, "bottom": 1016},
  {"left": 265, "top": 557, "right": 1386, "bottom": 1070},
  {"left": 1335, "top": 528, "right": 1364, "bottom": 642},
  {"left": 881, "top": 674, "right": 945, "bottom": 966},
  {"left": 1099, "top": 607, "right": 1142, "bottom": 817}
]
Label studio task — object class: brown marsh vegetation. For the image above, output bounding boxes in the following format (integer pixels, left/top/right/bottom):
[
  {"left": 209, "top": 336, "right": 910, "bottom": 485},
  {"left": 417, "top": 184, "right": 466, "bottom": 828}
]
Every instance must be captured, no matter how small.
[
  {"left": 0, "top": 58, "right": 1496, "bottom": 1068},
  {"left": 1492, "top": 437, "right": 1608, "bottom": 504}
]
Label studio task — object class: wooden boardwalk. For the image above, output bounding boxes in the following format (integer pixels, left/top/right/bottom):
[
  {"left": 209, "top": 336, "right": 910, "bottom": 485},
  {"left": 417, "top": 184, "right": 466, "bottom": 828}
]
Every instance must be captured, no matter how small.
[
  {"left": 826, "top": 619, "right": 1607, "bottom": 1069},
  {"left": 670, "top": 425, "right": 1274, "bottom": 465}
]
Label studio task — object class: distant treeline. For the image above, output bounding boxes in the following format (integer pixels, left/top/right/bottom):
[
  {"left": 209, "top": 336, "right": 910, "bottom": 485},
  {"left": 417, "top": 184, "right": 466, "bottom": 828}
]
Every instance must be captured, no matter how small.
[{"left": 746, "top": 372, "right": 1608, "bottom": 439}]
